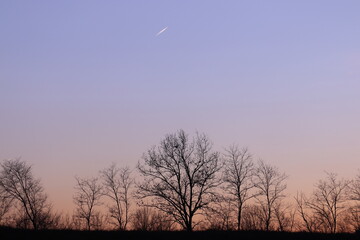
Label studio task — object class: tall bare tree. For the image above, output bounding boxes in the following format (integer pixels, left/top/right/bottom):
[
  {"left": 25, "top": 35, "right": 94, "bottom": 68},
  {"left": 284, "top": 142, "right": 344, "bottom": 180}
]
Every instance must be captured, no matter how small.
[
  {"left": 0, "top": 159, "right": 55, "bottom": 229},
  {"left": 73, "top": 176, "right": 102, "bottom": 230},
  {"left": 137, "top": 130, "right": 221, "bottom": 231},
  {"left": 305, "top": 172, "right": 350, "bottom": 233},
  {"left": 222, "top": 146, "right": 254, "bottom": 230},
  {"left": 253, "top": 160, "right": 287, "bottom": 231},
  {"left": 101, "top": 164, "right": 133, "bottom": 230}
]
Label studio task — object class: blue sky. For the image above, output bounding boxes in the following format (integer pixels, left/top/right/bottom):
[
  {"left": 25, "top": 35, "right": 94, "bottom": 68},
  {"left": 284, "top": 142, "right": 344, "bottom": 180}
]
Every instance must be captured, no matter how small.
[{"left": 1, "top": 1, "right": 360, "bottom": 211}]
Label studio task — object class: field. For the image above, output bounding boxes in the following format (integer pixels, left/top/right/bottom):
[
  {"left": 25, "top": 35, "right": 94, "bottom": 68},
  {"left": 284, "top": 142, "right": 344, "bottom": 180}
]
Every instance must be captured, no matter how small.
[{"left": 1, "top": 228, "right": 359, "bottom": 240}]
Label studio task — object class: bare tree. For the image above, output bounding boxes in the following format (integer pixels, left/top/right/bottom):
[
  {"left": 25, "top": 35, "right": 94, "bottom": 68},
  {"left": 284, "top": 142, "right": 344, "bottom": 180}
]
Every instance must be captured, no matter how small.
[
  {"left": 131, "top": 207, "right": 174, "bottom": 231},
  {"left": 0, "top": 186, "right": 12, "bottom": 225},
  {"left": 73, "top": 176, "right": 102, "bottom": 230},
  {"left": 349, "top": 171, "right": 360, "bottom": 201},
  {"left": 101, "top": 164, "right": 133, "bottom": 230},
  {"left": 0, "top": 159, "right": 55, "bottom": 229},
  {"left": 241, "top": 205, "right": 265, "bottom": 230},
  {"left": 203, "top": 197, "right": 235, "bottom": 230},
  {"left": 222, "top": 146, "right": 254, "bottom": 230},
  {"left": 253, "top": 160, "right": 287, "bottom": 231},
  {"left": 137, "top": 130, "right": 221, "bottom": 231},
  {"left": 57, "top": 213, "right": 75, "bottom": 230},
  {"left": 294, "top": 192, "right": 320, "bottom": 232},
  {"left": 347, "top": 171, "right": 360, "bottom": 232},
  {"left": 149, "top": 210, "right": 174, "bottom": 231},
  {"left": 131, "top": 207, "right": 152, "bottom": 231},
  {"left": 305, "top": 172, "right": 350, "bottom": 233},
  {"left": 344, "top": 206, "right": 360, "bottom": 233},
  {"left": 273, "top": 201, "right": 296, "bottom": 232}
]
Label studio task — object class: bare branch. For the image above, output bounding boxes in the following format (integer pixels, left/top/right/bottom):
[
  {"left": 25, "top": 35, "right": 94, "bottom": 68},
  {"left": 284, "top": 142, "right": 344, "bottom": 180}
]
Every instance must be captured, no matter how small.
[
  {"left": 0, "top": 159, "right": 55, "bottom": 229},
  {"left": 101, "top": 164, "right": 133, "bottom": 230},
  {"left": 222, "top": 146, "right": 254, "bottom": 230},
  {"left": 253, "top": 159, "right": 287, "bottom": 231},
  {"left": 136, "top": 130, "right": 221, "bottom": 231},
  {"left": 73, "top": 176, "right": 103, "bottom": 230}
]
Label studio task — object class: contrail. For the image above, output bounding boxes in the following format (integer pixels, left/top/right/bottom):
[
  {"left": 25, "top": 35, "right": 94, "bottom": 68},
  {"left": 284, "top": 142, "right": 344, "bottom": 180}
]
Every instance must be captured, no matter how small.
[{"left": 156, "top": 27, "right": 168, "bottom": 36}]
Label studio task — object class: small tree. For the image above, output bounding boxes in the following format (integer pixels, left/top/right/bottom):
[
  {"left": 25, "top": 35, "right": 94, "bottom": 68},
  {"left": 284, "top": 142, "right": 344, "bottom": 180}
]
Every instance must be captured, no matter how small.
[
  {"left": 137, "top": 130, "right": 221, "bottom": 231},
  {"left": 241, "top": 205, "right": 265, "bottom": 230},
  {"left": 101, "top": 164, "right": 133, "bottom": 230},
  {"left": 253, "top": 160, "right": 287, "bottom": 231},
  {"left": 294, "top": 192, "right": 320, "bottom": 232},
  {"left": 73, "top": 176, "right": 102, "bottom": 230},
  {"left": 131, "top": 207, "right": 152, "bottom": 231},
  {"left": 349, "top": 171, "right": 360, "bottom": 201},
  {"left": 273, "top": 202, "right": 296, "bottom": 232},
  {"left": 0, "top": 159, "right": 55, "bottom": 229},
  {"left": 344, "top": 206, "right": 360, "bottom": 233},
  {"left": 222, "top": 146, "right": 254, "bottom": 230},
  {"left": 348, "top": 171, "right": 360, "bottom": 232},
  {"left": 131, "top": 207, "right": 174, "bottom": 231},
  {"left": 0, "top": 186, "right": 12, "bottom": 225},
  {"left": 204, "top": 197, "right": 235, "bottom": 230},
  {"left": 305, "top": 172, "right": 350, "bottom": 233}
]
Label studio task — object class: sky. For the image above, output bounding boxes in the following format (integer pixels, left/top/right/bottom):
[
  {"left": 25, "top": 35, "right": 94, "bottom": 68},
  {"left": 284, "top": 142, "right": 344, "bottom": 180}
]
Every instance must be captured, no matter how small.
[{"left": 1, "top": 1, "right": 360, "bottom": 212}]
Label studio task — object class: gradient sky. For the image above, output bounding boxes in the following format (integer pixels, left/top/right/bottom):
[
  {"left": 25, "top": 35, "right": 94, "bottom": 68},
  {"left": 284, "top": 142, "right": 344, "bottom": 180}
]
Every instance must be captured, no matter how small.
[{"left": 1, "top": 1, "right": 360, "bottom": 212}]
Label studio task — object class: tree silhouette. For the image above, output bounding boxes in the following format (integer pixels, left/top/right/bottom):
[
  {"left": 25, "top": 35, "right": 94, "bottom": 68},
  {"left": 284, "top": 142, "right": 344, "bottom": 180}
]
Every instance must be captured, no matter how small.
[
  {"left": 305, "top": 172, "right": 350, "bottom": 233},
  {"left": 348, "top": 171, "right": 360, "bottom": 232},
  {"left": 137, "top": 130, "right": 221, "bottom": 231},
  {"left": 253, "top": 160, "right": 287, "bottom": 231},
  {"left": 101, "top": 164, "right": 133, "bottom": 230},
  {"left": 73, "top": 176, "right": 102, "bottom": 230},
  {"left": 0, "top": 184, "right": 12, "bottom": 225},
  {"left": 223, "top": 146, "right": 254, "bottom": 230},
  {"left": 131, "top": 207, "right": 174, "bottom": 231},
  {"left": 294, "top": 192, "right": 320, "bottom": 232},
  {"left": 0, "top": 159, "right": 55, "bottom": 229}
]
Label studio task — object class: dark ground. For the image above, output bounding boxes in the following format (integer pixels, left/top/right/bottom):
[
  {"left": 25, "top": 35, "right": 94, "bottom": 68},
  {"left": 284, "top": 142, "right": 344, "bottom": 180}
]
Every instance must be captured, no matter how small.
[{"left": 1, "top": 227, "right": 359, "bottom": 240}]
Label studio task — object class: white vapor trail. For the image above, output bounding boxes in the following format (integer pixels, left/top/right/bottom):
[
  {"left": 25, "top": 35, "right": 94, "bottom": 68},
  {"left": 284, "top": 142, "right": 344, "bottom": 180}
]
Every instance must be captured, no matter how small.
[{"left": 156, "top": 27, "right": 168, "bottom": 36}]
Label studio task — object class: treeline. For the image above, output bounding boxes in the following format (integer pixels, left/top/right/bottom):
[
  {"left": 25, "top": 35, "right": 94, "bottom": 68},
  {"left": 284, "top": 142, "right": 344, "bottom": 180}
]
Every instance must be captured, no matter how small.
[{"left": 0, "top": 130, "right": 359, "bottom": 233}]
